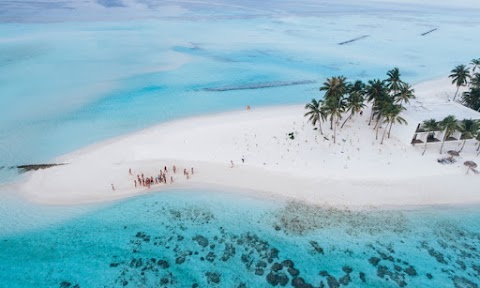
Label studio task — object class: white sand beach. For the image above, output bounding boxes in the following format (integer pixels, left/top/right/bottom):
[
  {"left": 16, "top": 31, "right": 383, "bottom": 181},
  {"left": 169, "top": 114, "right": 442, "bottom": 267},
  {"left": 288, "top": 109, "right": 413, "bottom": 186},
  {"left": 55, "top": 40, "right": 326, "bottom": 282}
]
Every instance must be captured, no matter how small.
[{"left": 17, "top": 77, "right": 480, "bottom": 206}]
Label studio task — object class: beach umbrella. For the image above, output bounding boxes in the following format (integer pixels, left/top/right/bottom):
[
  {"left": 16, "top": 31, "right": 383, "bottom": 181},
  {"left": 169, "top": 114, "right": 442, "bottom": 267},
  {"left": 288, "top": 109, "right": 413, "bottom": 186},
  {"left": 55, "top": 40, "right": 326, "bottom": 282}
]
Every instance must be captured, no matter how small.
[
  {"left": 447, "top": 150, "right": 460, "bottom": 159},
  {"left": 464, "top": 161, "right": 477, "bottom": 174}
]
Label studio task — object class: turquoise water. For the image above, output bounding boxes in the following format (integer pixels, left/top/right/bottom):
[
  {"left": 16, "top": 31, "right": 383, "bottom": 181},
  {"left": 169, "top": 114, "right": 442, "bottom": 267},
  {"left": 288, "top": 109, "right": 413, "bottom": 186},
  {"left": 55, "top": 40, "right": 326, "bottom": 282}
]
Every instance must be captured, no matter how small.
[
  {"left": 1, "top": 190, "right": 479, "bottom": 287},
  {"left": 1, "top": 11, "right": 480, "bottom": 180},
  {"left": 1, "top": 1, "right": 480, "bottom": 287}
]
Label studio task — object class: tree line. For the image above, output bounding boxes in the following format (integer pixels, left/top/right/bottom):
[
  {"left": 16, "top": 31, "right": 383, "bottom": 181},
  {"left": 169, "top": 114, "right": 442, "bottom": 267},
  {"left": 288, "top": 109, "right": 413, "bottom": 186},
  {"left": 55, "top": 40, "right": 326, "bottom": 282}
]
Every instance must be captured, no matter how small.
[
  {"left": 418, "top": 58, "right": 480, "bottom": 156},
  {"left": 304, "top": 68, "right": 414, "bottom": 145},
  {"left": 421, "top": 117, "right": 480, "bottom": 156},
  {"left": 449, "top": 58, "right": 480, "bottom": 110}
]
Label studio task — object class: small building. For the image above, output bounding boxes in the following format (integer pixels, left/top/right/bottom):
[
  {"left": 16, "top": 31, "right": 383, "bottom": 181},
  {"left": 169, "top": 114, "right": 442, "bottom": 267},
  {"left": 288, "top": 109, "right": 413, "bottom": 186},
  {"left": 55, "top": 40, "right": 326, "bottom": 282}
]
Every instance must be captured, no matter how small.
[{"left": 393, "top": 102, "right": 480, "bottom": 145}]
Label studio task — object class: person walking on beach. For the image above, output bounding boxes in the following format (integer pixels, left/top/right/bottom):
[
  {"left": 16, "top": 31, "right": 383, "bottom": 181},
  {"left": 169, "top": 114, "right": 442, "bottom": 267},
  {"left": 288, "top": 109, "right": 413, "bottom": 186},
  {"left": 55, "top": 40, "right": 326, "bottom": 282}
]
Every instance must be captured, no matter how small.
[
  {"left": 191, "top": 167, "right": 194, "bottom": 175},
  {"left": 164, "top": 166, "right": 168, "bottom": 173},
  {"left": 111, "top": 184, "right": 115, "bottom": 191},
  {"left": 183, "top": 168, "right": 187, "bottom": 175},
  {"left": 230, "top": 160, "right": 234, "bottom": 168},
  {"left": 173, "top": 165, "right": 177, "bottom": 174},
  {"left": 134, "top": 180, "right": 137, "bottom": 187},
  {"left": 170, "top": 176, "right": 174, "bottom": 183},
  {"left": 129, "top": 168, "right": 132, "bottom": 175}
]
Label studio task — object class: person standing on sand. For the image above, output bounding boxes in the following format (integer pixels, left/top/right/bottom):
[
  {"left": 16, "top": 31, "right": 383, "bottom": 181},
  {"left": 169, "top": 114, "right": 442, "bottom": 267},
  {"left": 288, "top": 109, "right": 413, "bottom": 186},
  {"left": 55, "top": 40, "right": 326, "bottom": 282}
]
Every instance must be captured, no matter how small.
[
  {"left": 173, "top": 165, "right": 176, "bottom": 173},
  {"left": 111, "top": 184, "right": 115, "bottom": 191},
  {"left": 230, "top": 160, "right": 234, "bottom": 168},
  {"left": 191, "top": 167, "right": 194, "bottom": 175},
  {"left": 164, "top": 166, "right": 168, "bottom": 173},
  {"left": 134, "top": 180, "right": 137, "bottom": 187},
  {"left": 170, "top": 176, "right": 174, "bottom": 183},
  {"left": 129, "top": 168, "right": 132, "bottom": 175}
]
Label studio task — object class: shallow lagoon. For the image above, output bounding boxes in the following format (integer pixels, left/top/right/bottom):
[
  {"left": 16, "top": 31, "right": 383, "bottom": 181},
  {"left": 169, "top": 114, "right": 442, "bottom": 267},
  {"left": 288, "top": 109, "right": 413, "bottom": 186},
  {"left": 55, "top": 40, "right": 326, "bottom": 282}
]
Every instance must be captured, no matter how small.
[
  {"left": 1, "top": 8, "right": 480, "bottom": 181},
  {"left": 1, "top": 190, "right": 479, "bottom": 287}
]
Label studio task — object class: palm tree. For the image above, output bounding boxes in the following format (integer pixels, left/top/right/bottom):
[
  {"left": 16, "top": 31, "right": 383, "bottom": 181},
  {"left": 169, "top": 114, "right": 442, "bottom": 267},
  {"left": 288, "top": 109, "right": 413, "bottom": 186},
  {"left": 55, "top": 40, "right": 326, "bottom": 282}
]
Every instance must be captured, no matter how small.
[
  {"left": 341, "top": 80, "right": 366, "bottom": 128},
  {"left": 471, "top": 58, "right": 480, "bottom": 73},
  {"left": 461, "top": 87, "right": 480, "bottom": 112},
  {"left": 321, "top": 97, "right": 346, "bottom": 144},
  {"left": 458, "top": 119, "right": 480, "bottom": 152},
  {"left": 304, "top": 99, "right": 325, "bottom": 135},
  {"left": 380, "top": 103, "right": 407, "bottom": 144},
  {"left": 320, "top": 76, "right": 349, "bottom": 102},
  {"left": 372, "top": 91, "right": 395, "bottom": 139},
  {"left": 385, "top": 67, "right": 404, "bottom": 95},
  {"left": 470, "top": 73, "right": 480, "bottom": 89},
  {"left": 449, "top": 64, "right": 471, "bottom": 101},
  {"left": 365, "top": 79, "right": 388, "bottom": 126},
  {"left": 319, "top": 76, "right": 348, "bottom": 144},
  {"left": 439, "top": 115, "right": 459, "bottom": 154},
  {"left": 422, "top": 119, "right": 439, "bottom": 156},
  {"left": 395, "top": 83, "right": 416, "bottom": 105}
]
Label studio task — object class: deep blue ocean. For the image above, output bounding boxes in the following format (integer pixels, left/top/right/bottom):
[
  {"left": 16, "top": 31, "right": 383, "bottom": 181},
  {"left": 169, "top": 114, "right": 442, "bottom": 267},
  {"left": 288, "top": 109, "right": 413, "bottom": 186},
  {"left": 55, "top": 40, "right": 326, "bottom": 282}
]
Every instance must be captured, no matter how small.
[{"left": 1, "top": 0, "right": 480, "bottom": 287}]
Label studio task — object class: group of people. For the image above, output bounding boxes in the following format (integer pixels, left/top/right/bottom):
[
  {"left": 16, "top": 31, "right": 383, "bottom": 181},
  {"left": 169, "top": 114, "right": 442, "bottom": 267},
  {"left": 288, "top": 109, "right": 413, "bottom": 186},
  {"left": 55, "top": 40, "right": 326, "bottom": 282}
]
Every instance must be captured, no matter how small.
[{"left": 128, "top": 165, "right": 194, "bottom": 189}]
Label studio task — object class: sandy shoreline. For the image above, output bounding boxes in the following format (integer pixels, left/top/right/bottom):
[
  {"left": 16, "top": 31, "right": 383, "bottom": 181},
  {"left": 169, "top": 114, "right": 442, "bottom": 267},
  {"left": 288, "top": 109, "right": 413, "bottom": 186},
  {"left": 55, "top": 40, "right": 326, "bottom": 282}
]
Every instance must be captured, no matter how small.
[{"left": 16, "top": 77, "right": 480, "bottom": 207}]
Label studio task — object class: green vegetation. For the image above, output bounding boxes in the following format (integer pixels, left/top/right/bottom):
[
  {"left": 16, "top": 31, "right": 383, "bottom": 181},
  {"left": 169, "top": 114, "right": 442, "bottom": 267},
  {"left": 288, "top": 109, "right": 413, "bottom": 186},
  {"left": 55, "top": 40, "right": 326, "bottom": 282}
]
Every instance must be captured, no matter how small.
[
  {"left": 449, "top": 64, "right": 470, "bottom": 102},
  {"left": 458, "top": 119, "right": 480, "bottom": 152},
  {"left": 304, "top": 68, "right": 412, "bottom": 145},
  {"left": 418, "top": 117, "right": 480, "bottom": 155},
  {"left": 438, "top": 115, "right": 460, "bottom": 154},
  {"left": 450, "top": 58, "right": 480, "bottom": 111}
]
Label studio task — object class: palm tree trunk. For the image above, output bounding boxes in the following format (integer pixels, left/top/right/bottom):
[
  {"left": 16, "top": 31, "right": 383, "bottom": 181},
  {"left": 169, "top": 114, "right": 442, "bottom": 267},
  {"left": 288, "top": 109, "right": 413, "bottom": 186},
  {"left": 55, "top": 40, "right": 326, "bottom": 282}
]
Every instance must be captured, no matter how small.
[
  {"left": 318, "top": 120, "right": 323, "bottom": 135},
  {"left": 375, "top": 117, "right": 382, "bottom": 140},
  {"left": 368, "top": 107, "right": 374, "bottom": 126},
  {"left": 373, "top": 118, "right": 379, "bottom": 130},
  {"left": 440, "top": 132, "right": 447, "bottom": 154},
  {"left": 380, "top": 122, "right": 389, "bottom": 144},
  {"left": 422, "top": 136, "right": 428, "bottom": 156},
  {"left": 453, "top": 86, "right": 460, "bottom": 101},
  {"left": 330, "top": 115, "right": 333, "bottom": 130},
  {"left": 341, "top": 114, "right": 352, "bottom": 129},
  {"left": 477, "top": 142, "right": 480, "bottom": 151},
  {"left": 388, "top": 122, "right": 394, "bottom": 138},
  {"left": 459, "top": 139, "right": 467, "bottom": 152},
  {"left": 333, "top": 115, "right": 337, "bottom": 144},
  {"left": 373, "top": 113, "right": 383, "bottom": 130}
]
